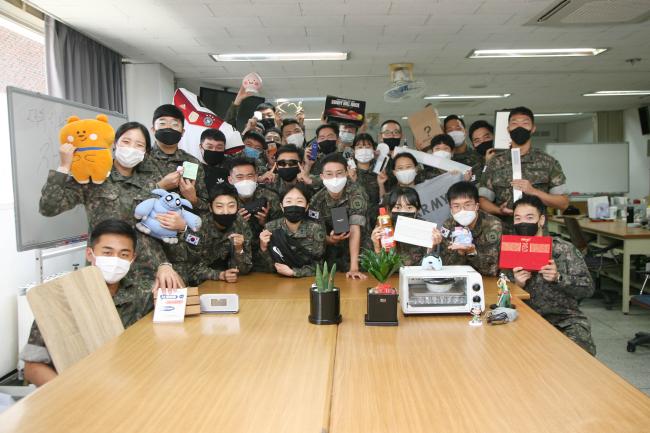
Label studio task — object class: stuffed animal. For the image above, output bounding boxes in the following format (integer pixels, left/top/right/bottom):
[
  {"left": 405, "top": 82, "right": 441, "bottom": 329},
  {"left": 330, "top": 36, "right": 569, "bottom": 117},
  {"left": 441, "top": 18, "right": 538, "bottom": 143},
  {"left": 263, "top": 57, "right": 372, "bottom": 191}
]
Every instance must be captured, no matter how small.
[
  {"left": 59, "top": 114, "right": 114, "bottom": 184},
  {"left": 421, "top": 255, "right": 443, "bottom": 271},
  {"left": 134, "top": 189, "right": 202, "bottom": 244}
]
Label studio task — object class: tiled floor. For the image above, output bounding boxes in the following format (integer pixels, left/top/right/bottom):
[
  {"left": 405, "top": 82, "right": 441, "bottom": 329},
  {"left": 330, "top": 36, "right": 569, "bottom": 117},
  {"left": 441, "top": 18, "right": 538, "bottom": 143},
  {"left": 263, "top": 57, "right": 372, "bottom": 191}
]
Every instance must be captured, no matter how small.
[{"left": 581, "top": 289, "right": 650, "bottom": 397}]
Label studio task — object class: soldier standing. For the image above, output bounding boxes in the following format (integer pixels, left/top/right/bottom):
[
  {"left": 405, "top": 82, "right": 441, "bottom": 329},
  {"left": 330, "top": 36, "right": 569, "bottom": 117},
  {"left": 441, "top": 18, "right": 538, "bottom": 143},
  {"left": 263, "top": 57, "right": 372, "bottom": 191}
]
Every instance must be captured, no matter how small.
[{"left": 479, "top": 106, "right": 569, "bottom": 231}]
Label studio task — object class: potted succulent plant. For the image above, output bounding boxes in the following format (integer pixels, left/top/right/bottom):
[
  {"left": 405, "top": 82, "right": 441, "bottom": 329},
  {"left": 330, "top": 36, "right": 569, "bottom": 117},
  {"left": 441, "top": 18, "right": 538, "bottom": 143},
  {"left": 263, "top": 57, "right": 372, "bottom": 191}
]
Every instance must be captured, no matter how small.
[
  {"left": 308, "top": 261, "right": 341, "bottom": 325},
  {"left": 360, "top": 248, "right": 403, "bottom": 326}
]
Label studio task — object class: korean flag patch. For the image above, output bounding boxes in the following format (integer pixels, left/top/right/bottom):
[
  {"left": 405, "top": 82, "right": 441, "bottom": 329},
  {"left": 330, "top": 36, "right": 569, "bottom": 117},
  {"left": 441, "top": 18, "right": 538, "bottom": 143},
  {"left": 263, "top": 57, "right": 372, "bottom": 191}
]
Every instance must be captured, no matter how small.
[
  {"left": 439, "top": 227, "right": 451, "bottom": 238},
  {"left": 307, "top": 208, "right": 320, "bottom": 220},
  {"left": 185, "top": 232, "right": 200, "bottom": 246}
]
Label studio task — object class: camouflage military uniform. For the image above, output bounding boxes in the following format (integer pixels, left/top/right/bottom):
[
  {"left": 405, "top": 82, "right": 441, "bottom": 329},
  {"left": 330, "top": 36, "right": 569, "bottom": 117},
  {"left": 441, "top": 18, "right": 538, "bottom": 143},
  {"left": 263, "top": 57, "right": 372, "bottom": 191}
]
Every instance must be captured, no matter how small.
[
  {"left": 308, "top": 181, "right": 368, "bottom": 272},
  {"left": 39, "top": 157, "right": 167, "bottom": 286},
  {"left": 20, "top": 278, "right": 153, "bottom": 372},
  {"left": 421, "top": 165, "right": 446, "bottom": 181},
  {"left": 269, "top": 176, "right": 322, "bottom": 198},
  {"left": 453, "top": 147, "right": 482, "bottom": 183},
  {"left": 479, "top": 147, "right": 567, "bottom": 228},
  {"left": 394, "top": 242, "right": 428, "bottom": 266},
  {"left": 259, "top": 217, "right": 326, "bottom": 277},
  {"left": 355, "top": 166, "right": 380, "bottom": 227},
  {"left": 149, "top": 146, "right": 210, "bottom": 213},
  {"left": 183, "top": 214, "right": 253, "bottom": 285},
  {"left": 520, "top": 237, "right": 596, "bottom": 355},
  {"left": 237, "top": 185, "right": 283, "bottom": 272},
  {"left": 440, "top": 210, "right": 503, "bottom": 276}
]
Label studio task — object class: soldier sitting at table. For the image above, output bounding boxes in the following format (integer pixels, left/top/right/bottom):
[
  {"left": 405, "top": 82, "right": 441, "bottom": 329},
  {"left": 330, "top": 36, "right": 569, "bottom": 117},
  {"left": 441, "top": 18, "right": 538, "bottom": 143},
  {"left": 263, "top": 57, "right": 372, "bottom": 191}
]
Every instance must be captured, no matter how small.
[
  {"left": 21, "top": 219, "right": 154, "bottom": 386},
  {"left": 259, "top": 184, "right": 326, "bottom": 277},
  {"left": 511, "top": 195, "right": 596, "bottom": 356},
  {"left": 183, "top": 183, "right": 253, "bottom": 285},
  {"left": 436, "top": 181, "right": 503, "bottom": 276}
]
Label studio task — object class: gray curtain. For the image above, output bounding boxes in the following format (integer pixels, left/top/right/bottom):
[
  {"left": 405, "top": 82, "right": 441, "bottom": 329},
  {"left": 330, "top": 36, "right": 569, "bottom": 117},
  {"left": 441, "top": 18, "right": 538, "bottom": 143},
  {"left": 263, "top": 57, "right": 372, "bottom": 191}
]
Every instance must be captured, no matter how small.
[{"left": 45, "top": 16, "right": 124, "bottom": 113}]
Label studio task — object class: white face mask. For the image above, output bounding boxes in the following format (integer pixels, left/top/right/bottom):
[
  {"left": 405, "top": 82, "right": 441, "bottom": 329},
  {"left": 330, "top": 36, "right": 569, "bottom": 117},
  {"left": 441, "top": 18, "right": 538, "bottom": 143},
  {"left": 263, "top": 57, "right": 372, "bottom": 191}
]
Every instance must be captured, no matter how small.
[
  {"left": 286, "top": 133, "right": 304, "bottom": 147},
  {"left": 354, "top": 148, "right": 374, "bottom": 163},
  {"left": 323, "top": 176, "right": 347, "bottom": 194},
  {"left": 394, "top": 168, "right": 417, "bottom": 185},
  {"left": 339, "top": 131, "right": 355, "bottom": 144},
  {"left": 452, "top": 209, "right": 477, "bottom": 227},
  {"left": 93, "top": 254, "right": 131, "bottom": 284},
  {"left": 234, "top": 179, "right": 257, "bottom": 198},
  {"left": 114, "top": 146, "right": 145, "bottom": 168},
  {"left": 448, "top": 130, "right": 466, "bottom": 147},
  {"left": 433, "top": 150, "right": 452, "bottom": 160}
]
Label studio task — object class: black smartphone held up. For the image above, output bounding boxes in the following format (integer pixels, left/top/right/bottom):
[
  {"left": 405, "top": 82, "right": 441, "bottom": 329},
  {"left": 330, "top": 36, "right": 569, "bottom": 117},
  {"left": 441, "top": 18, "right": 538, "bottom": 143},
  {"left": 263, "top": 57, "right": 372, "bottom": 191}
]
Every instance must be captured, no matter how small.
[
  {"left": 331, "top": 206, "right": 350, "bottom": 234},
  {"left": 244, "top": 197, "right": 268, "bottom": 216}
]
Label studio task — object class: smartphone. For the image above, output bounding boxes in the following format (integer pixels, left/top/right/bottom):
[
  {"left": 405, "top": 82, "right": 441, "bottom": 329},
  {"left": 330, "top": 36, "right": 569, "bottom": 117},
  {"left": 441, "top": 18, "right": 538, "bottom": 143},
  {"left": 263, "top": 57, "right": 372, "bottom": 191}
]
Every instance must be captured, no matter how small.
[
  {"left": 309, "top": 140, "right": 319, "bottom": 161},
  {"left": 253, "top": 111, "right": 263, "bottom": 120}
]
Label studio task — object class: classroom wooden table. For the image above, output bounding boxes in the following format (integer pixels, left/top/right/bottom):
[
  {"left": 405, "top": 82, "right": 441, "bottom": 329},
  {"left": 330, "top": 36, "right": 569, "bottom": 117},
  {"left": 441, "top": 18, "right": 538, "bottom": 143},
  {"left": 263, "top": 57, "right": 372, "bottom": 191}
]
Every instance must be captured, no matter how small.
[
  {"left": 549, "top": 216, "right": 650, "bottom": 313},
  {"left": 2, "top": 273, "right": 649, "bottom": 433}
]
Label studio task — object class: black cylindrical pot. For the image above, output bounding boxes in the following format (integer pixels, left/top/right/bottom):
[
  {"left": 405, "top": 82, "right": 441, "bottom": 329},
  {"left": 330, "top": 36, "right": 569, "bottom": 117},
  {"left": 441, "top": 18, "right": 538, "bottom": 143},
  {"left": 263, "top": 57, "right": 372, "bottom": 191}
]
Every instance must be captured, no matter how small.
[{"left": 309, "top": 287, "right": 342, "bottom": 325}]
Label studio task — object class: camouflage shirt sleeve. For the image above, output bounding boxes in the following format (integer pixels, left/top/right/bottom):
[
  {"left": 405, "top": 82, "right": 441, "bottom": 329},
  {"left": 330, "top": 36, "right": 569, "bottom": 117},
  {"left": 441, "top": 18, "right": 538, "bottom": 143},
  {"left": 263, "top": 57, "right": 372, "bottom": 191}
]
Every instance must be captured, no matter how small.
[
  {"left": 292, "top": 222, "right": 326, "bottom": 278},
  {"left": 478, "top": 159, "right": 496, "bottom": 202},
  {"left": 224, "top": 102, "right": 240, "bottom": 126},
  {"left": 20, "top": 321, "right": 53, "bottom": 367},
  {"left": 39, "top": 170, "right": 84, "bottom": 216},
  {"left": 467, "top": 215, "right": 502, "bottom": 276},
  {"left": 552, "top": 239, "right": 594, "bottom": 299},
  {"left": 192, "top": 163, "right": 211, "bottom": 213},
  {"left": 548, "top": 157, "right": 568, "bottom": 195},
  {"left": 348, "top": 185, "right": 368, "bottom": 227},
  {"left": 231, "top": 217, "right": 253, "bottom": 275}
]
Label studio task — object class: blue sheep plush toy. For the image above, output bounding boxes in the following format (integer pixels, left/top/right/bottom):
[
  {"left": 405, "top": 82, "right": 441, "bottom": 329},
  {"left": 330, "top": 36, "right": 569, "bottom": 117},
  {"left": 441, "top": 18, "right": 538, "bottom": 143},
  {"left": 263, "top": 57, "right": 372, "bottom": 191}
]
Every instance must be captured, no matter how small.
[{"left": 134, "top": 189, "right": 202, "bottom": 244}]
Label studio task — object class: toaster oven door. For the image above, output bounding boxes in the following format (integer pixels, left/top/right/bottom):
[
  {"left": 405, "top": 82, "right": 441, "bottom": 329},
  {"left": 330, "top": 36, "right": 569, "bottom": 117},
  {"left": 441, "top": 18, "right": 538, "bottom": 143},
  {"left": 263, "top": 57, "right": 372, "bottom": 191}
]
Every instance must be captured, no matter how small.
[{"left": 406, "top": 276, "right": 469, "bottom": 309}]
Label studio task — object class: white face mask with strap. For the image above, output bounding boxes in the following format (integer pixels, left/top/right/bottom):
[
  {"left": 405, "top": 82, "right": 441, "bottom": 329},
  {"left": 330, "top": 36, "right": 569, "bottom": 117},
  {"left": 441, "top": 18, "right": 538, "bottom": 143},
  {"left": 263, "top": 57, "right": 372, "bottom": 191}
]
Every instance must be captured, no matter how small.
[
  {"left": 114, "top": 146, "right": 145, "bottom": 168},
  {"left": 91, "top": 251, "right": 132, "bottom": 284}
]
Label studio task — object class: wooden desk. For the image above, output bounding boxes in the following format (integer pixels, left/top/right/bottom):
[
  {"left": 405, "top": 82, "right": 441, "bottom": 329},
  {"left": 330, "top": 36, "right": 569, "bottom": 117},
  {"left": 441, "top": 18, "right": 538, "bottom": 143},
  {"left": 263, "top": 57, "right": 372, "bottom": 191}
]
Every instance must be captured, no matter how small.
[
  {"left": 0, "top": 298, "right": 337, "bottom": 433},
  {"left": 331, "top": 297, "right": 650, "bottom": 433},
  {"left": 2, "top": 274, "right": 648, "bottom": 433},
  {"left": 198, "top": 273, "right": 530, "bottom": 304},
  {"left": 549, "top": 216, "right": 650, "bottom": 313}
]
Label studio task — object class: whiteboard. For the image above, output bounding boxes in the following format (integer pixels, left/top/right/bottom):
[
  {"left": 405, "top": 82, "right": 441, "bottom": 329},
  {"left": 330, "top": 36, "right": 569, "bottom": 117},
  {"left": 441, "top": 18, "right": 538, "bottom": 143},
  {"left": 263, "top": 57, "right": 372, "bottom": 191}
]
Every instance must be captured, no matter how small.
[
  {"left": 541, "top": 142, "right": 628, "bottom": 195},
  {"left": 7, "top": 87, "right": 128, "bottom": 251}
]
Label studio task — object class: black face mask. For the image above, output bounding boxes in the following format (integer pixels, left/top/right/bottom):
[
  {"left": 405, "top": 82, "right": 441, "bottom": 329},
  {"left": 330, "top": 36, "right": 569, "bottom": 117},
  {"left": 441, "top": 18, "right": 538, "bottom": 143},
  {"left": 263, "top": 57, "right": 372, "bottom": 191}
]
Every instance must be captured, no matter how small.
[
  {"left": 384, "top": 137, "right": 400, "bottom": 150},
  {"left": 203, "top": 149, "right": 225, "bottom": 166},
  {"left": 474, "top": 140, "right": 494, "bottom": 157},
  {"left": 283, "top": 205, "right": 306, "bottom": 223},
  {"left": 277, "top": 166, "right": 300, "bottom": 182},
  {"left": 392, "top": 211, "right": 416, "bottom": 221},
  {"left": 513, "top": 222, "right": 539, "bottom": 236},
  {"left": 212, "top": 212, "right": 237, "bottom": 228},
  {"left": 155, "top": 128, "right": 182, "bottom": 146},
  {"left": 319, "top": 139, "right": 337, "bottom": 155},
  {"left": 260, "top": 118, "right": 275, "bottom": 130},
  {"left": 509, "top": 127, "right": 531, "bottom": 146}
]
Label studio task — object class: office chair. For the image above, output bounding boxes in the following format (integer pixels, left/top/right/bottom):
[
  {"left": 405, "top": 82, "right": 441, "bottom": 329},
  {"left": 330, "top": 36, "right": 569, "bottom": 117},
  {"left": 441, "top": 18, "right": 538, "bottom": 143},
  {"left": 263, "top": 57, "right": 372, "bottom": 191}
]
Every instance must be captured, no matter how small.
[
  {"left": 626, "top": 270, "right": 650, "bottom": 353},
  {"left": 562, "top": 216, "right": 622, "bottom": 309}
]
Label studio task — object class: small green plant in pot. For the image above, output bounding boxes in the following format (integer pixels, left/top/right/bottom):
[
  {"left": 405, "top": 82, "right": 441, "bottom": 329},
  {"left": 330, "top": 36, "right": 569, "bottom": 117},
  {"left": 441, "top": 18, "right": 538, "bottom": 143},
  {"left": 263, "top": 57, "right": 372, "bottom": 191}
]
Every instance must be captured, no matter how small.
[
  {"left": 360, "top": 248, "right": 403, "bottom": 294},
  {"left": 309, "top": 261, "right": 341, "bottom": 325},
  {"left": 360, "top": 248, "right": 403, "bottom": 326}
]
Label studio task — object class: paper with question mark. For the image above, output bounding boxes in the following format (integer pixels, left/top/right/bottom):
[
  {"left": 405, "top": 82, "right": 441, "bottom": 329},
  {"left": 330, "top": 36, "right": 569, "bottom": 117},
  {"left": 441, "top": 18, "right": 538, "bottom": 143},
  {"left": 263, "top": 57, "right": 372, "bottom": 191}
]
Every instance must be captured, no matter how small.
[{"left": 407, "top": 106, "right": 443, "bottom": 150}]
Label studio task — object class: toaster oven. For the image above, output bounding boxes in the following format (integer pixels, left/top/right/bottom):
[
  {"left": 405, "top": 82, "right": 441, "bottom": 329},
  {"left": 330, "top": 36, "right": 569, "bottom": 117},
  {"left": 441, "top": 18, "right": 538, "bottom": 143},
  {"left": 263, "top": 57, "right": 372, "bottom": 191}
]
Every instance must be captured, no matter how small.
[{"left": 399, "top": 265, "right": 485, "bottom": 314}]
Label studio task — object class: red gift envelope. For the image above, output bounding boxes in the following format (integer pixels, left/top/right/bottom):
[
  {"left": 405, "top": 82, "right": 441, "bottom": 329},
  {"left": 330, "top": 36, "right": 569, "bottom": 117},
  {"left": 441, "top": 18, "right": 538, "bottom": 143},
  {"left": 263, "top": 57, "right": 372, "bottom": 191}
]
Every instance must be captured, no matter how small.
[{"left": 499, "top": 235, "right": 553, "bottom": 271}]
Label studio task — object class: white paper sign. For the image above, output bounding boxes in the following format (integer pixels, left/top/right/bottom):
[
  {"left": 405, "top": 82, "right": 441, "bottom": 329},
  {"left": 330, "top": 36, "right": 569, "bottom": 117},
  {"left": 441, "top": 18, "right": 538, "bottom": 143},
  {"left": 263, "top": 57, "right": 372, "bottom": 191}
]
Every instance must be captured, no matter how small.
[
  {"left": 394, "top": 216, "right": 437, "bottom": 248},
  {"left": 511, "top": 148, "right": 522, "bottom": 202},
  {"left": 153, "top": 288, "right": 188, "bottom": 323},
  {"left": 494, "top": 110, "right": 511, "bottom": 150},
  {"left": 394, "top": 147, "right": 471, "bottom": 173}
]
